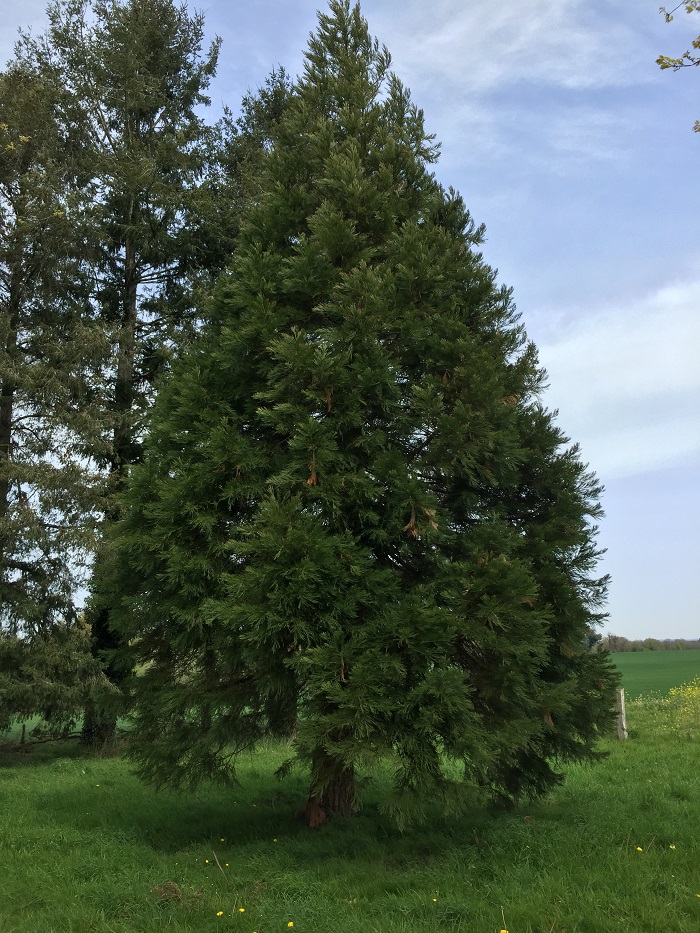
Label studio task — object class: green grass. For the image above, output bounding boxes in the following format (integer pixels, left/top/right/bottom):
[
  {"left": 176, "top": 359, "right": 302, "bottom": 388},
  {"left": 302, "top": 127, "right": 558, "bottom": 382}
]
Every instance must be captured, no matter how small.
[
  {"left": 612, "top": 650, "right": 700, "bottom": 699},
  {"left": 2, "top": 698, "right": 700, "bottom": 933}
]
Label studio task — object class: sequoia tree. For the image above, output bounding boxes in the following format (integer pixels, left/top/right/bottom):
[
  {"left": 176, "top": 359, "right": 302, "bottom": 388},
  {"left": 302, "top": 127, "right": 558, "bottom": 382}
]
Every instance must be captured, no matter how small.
[{"left": 105, "top": 0, "right": 618, "bottom": 825}]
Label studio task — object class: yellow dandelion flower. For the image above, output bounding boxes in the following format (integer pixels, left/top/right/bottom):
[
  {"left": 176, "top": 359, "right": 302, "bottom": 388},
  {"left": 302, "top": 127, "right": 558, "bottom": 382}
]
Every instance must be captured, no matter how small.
[
  {"left": 288, "top": 923, "right": 294, "bottom": 928},
  {"left": 220, "top": 837, "right": 225, "bottom": 842},
  {"left": 669, "top": 844, "right": 676, "bottom": 849},
  {"left": 432, "top": 898, "right": 437, "bottom": 902},
  {"left": 225, "top": 863, "right": 229, "bottom": 867},
  {"left": 238, "top": 908, "right": 245, "bottom": 913},
  {"left": 636, "top": 847, "right": 643, "bottom": 852},
  {"left": 273, "top": 838, "right": 278, "bottom": 842},
  {"left": 205, "top": 859, "right": 209, "bottom": 864},
  {"left": 216, "top": 911, "right": 223, "bottom": 917}
]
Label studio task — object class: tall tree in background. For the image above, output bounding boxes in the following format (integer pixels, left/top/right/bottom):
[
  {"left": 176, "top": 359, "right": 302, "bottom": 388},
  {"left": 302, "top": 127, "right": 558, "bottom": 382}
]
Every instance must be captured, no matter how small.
[
  {"left": 1, "top": 0, "right": 291, "bottom": 742},
  {"left": 0, "top": 66, "right": 107, "bottom": 727},
  {"left": 104, "top": 1, "right": 618, "bottom": 825},
  {"left": 18, "top": 0, "right": 226, "bottom": 488},
  {"left": 17, "top": 0, "right": 231, "bottom": 745}
]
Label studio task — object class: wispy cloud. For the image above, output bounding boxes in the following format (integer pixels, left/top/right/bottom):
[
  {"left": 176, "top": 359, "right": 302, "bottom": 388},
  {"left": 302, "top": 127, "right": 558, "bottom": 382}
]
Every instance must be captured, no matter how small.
[
  {"left": 541, "top": 106, "right": 630, "bottom": 165},
  {"left": 433, "top": 99, "right": 633, "bottom": 178},
  {"left": 536, "top": 280, "right": 700, "bottom": 480},
  {"left": 367, "top": 1, "right": 644, "bottom": 175},
  {"left": 374, "top": 0, "right": 649, "bottom": 95}
]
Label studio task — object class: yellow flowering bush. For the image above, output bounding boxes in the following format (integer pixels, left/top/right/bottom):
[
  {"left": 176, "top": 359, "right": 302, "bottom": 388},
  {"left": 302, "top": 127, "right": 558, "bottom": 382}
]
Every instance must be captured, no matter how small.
[{"left": 668, "top": 678, "right": 700, "bottom": 735}]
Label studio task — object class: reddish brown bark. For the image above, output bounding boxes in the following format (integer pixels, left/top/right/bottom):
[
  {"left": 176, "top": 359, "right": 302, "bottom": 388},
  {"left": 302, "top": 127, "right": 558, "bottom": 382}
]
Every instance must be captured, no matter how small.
[{"left": 303, "top": 749, "right": 357, "bottom": 826}]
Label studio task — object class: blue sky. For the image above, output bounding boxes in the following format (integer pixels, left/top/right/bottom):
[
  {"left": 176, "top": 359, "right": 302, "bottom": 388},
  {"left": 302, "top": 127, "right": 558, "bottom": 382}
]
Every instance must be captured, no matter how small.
[{"left": 2, "top": 0, "right": 698, "bottom": 639}]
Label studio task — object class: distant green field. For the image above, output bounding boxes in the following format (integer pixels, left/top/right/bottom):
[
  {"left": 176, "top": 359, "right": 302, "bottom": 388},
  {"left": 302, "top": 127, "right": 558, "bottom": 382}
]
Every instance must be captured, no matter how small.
[{"left": 612, "top": 650, "right": 700, "bottom": 699}]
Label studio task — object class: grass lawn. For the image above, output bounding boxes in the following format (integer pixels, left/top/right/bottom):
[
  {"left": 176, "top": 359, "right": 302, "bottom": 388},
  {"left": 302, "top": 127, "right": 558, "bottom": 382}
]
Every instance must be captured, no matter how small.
[
  {"left": 2, "top": 694, "right": 700, "bottom": 933},
  {"left": 612, "top": 650, "right": 700, "bottom": 699}
]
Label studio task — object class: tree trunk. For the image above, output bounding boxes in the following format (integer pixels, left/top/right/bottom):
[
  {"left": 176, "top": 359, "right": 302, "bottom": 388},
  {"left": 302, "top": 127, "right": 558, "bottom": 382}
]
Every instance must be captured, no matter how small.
[
  {"left": 302, "top": 748, "right": 357, "bottom": 827},
  {"left": 81, "top": 228, "right": 138, "bottom": 749},
  {"left": 111, "top": 228, "right": 138, "bottom": 484},
  {"left": 0, "top": 263, "right": 20, "bottom": 615},
  {"left": 80, "top": 600, "right": 126, "bottom": 751},
  {"left": 0, "top": 376, "right": 13, "bottom": 554},
  {"left": 80, "top": 696, "right": 117, "bottom": 753}
]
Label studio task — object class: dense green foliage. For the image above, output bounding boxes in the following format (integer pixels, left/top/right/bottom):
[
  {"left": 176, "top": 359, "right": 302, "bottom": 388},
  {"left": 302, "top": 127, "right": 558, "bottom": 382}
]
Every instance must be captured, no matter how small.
[
  {"left": 0, "top": 622, "right": 107, "bottom": 733},
  {"left": 0, "top": 63, "right": 109, "bottom": 729},
  {"left": 0, "top": 66, "right": 105, "bottom": 638},
  {"left": 103, "top": 1, "right": 618, "bottom": 823},
  {"left": 17, "top": 0, "right": 227, "bottom": 479},
  {"left": 2, "top": 688, "right": 700, "bottom": 932}
]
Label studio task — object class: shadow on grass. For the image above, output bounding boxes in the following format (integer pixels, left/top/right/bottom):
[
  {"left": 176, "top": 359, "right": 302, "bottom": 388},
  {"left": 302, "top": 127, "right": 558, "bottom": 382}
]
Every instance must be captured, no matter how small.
[{"left": 4, "top": 736, "right": 506, "bottom": 869}]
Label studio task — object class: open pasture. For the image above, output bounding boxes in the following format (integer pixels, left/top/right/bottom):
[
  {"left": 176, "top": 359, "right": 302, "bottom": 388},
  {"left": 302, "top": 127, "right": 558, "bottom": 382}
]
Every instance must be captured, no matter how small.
[
  {"left": 612, "top": 649, "right": 700, "bottom": 699},
  {"left": 2, "top": 695, "right": 700, "bottom": 933}
]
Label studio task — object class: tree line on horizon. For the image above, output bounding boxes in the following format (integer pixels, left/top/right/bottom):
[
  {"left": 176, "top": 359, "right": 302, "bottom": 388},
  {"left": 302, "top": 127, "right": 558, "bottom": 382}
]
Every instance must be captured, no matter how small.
[
  {"left": 601, "top": 635, "right": 700, "bottom": 653},
  {"left": 1, "top": 0, "right": 621, "bottom": 825}
]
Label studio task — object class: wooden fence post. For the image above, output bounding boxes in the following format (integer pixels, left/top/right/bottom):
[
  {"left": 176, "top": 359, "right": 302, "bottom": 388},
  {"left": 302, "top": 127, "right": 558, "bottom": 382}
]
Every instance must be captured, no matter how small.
[{"left": 615, "top": 687, "right": 628, "bottom": 740}]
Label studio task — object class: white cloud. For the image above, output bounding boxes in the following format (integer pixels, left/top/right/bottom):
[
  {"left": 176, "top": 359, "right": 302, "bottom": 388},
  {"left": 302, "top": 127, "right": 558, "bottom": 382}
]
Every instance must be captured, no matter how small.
[
  {"left": 373, "top": 0, "right": 648, "bottom": 95},
  {"left": 366, "top": 1, "right": 644, "bottom": 175},
  {"left": 536, "top": 280, "right": 700, "bottom": 480}
]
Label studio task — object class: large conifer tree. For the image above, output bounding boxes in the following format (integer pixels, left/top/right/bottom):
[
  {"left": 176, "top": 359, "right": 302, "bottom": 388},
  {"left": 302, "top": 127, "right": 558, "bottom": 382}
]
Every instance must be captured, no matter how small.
[
  {"left": 0, "top": 65, "right": 104, "bottom": 636},
  {"left": 0, "top": 65, "right": 107, "bottom": 731},
  {"left": 18, "top": 0, "right": 226, "bottom": 485},
  {"left": 16, "top": 0, "right": 229, "bottom": 745},
  {"left": 3, "top": 0, "right": 290, "bottom": 744},
  {"left": 105, "top": 1, "right": 617, "bottom": 824}
]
